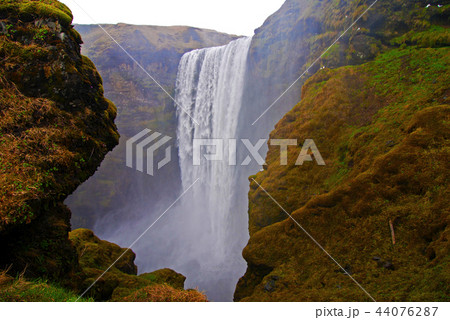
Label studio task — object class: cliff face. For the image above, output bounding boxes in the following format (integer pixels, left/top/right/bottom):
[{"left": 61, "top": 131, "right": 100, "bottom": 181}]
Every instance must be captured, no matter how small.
[
  {"left": 240, "top": 0, "right": 449, "bottom": 140},
  {"left": 0, "top": 0, "right": 119, "bottom": 282},
  {"left": 66, "top": 24, "right": 238, "bottom": 230},
  {"left": 235, "top": 1, "right": 449, "bottom": 301}
]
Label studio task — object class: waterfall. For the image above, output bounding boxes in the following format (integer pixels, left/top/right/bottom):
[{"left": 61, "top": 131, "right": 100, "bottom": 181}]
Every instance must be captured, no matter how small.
[{"left": 173, "top": 37, "right": 252, "bottom": 301}]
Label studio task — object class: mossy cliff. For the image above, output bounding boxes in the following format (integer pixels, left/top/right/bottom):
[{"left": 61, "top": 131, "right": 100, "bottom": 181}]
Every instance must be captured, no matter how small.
[
  {"left": 0, "top": 0, "right": 119, "bottom": 282},
  {"left": 235, "top": 18, "right": 449, "bottom": 302}
]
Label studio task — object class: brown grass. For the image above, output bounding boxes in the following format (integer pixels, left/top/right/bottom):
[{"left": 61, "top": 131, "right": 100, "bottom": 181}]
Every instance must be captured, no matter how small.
[{"left": 120, "top": 284, "right": 208, "bottom": 302}]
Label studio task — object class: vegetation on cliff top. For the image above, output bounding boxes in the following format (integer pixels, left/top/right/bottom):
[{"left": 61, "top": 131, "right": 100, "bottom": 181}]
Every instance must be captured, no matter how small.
[
  {"left": 251, "top": 0, "right": 450, "bottom": 77},
  {"left": 0, "top": 0, "right": 73, "bottom": 28}
]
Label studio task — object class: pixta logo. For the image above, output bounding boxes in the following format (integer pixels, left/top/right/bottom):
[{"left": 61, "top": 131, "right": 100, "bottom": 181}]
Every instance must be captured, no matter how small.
[
  {"left": 127, "top": 129, "right": 325, "bottom": 176},
  {"left": 193, "top": 138, "right": 325, "bottom": 166},
  {"left": 126, "top": 129, "right": 172, "bottom": 176}
]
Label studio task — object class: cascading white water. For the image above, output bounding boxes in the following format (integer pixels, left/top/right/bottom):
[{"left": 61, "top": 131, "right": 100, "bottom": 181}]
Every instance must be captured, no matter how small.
[{"left": 173, "top": 37, "right": 252, "bottom": 301}]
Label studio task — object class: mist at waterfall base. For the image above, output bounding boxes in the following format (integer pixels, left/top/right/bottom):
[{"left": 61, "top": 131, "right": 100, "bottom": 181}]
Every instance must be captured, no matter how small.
[{"left": 92, "top": 37, "right": 256, "bottom": 301}]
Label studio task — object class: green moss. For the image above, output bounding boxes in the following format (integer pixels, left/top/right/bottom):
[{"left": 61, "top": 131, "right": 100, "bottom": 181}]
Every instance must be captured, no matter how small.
[
  {"left": 139, "top": 269, "right": 186, "bottom": 289},
  {"left": 0, "top": 0, "right": 73, "bottom": 27},
  {"left": 321, "top": 42, "right": 341, "bottom": 65},
  {"left": 69, "top": 228, "right": 137, "bottom": 275},
  {"left": 392, "top": 25, "right": 450, "bottom": 48},
  {"left": 0, "top": 274, "right": 92, "bottom": 302}
]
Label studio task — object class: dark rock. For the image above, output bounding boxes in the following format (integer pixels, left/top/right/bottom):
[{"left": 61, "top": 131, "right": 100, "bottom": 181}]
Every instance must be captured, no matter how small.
[
  {"left": 348, "top": 159, "right": 354, "bottom": 168},
  {"left": 350, "top": 34, "right": 381, "bottom": 63},
  {"left": 263, "top": 274, "right": 280, "bottom": 292},
  {"left": 46, "top": 21, "right": 56, "bottom": 31},
  {"left": 58, "top": 32, "right": 66, "bottom": 42},
  {"left": 343, "top": 265, "right": 353, "bottom": 275},
  {"left": 336, "top": 264, "right": 353, "bottom": 275},
  {"left": 383, "top": 261, "right": 395, "bottom": 270},
  {"left": 0, "top": 202, "right": 80, "bottom": 285},
  {"left": 386, "top": 140, "right": 396, "bottom": 147},
  {"left": 373, "top": 256, "right": 395, "bottom": 270},
  {"left": 0, "top": 22, "right": 6, "bottom": 34},
  {"left": 264, "top": 279, "right": 277, "bottom": 292},
  {"left": 34, "top": 19, "right": 44, "bottom": 28}
]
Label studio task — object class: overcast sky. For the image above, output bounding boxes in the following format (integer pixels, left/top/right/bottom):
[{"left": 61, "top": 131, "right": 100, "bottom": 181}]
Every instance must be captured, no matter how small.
[{"left": 60, "top": 0, "right": 285, "bottom": 36}]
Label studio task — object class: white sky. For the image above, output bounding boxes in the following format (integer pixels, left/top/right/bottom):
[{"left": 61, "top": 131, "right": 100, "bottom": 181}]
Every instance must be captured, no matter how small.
[{"left": 60, "top": 0, "right": 286, "bottom": 36}]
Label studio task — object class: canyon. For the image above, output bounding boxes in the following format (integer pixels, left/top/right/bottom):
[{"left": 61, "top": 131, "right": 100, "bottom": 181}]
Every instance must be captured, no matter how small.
[{"left": 0, "top": 0, "right": 448, "bottom": 302}]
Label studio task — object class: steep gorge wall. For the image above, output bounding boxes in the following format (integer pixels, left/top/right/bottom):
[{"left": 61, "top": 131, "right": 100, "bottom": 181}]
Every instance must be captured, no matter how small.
[{"left": 235, "top": 0, "right": 449, "bottom": 301}]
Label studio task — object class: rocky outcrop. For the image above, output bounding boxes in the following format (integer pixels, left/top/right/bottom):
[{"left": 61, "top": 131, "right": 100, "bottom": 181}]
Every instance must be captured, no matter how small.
[
  {"left": 140, "top": 268, "right": 186, "bottom": 290},
  {"left": 69, "top": 228, "right": 206, "bottom": 301},
  {"left": 70, "top": 228, "right": 137, "bottom": 275},
  {"left": 0, "top": 0, "right": 119, "bottom": 282},
  {"left": 235, "top": 1, "right": 449, "bottom": 300}
]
